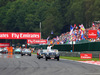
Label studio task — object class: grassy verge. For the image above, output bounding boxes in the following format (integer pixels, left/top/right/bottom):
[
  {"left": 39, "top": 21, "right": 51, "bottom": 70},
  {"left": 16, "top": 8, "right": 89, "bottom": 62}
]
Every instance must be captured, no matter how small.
[
  {"left": 32, "top": 53, "right": 36, "bottom": 54},
  {"left": 60, "top": 56, "right": 100, "bottom": 61},
  {"left": 32, "top": 53, "right": 100, "bottom": 61}
]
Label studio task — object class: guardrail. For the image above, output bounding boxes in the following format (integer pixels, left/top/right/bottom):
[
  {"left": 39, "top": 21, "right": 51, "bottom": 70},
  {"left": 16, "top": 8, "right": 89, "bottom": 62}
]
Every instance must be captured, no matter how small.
[
  {"left": 33, "top": 51, "right": 100, "bottom": 58},
  {"left": 28, "top": 42, "right": 100, "bottom": 52}
]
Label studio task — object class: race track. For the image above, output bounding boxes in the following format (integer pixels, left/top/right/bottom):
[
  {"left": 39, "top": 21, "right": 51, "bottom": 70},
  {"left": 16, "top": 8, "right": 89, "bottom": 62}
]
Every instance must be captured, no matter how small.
[{"left": 0, "top": 54, "right": 100, "bottom": 75}]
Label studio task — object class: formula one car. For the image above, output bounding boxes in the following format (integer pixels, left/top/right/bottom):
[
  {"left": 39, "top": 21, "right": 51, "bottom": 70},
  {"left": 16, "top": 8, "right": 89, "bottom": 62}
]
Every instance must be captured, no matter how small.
[
  {"left": 45, "top": 49, "right": 60, "bottom": 61},
  {"left": 1, "top": 47, "right": 8, "bottom": 54},
  {"left": 0, "top": 48, "right": 3, "bottom": 53},
  {"left": 14, "top": 48, "right": 21, "bottom": 54},
  {"left": 37, "top": 49, "right": 47, "bottom": 59},
  {"left": 21, "top": 48, "right": 31, "bottom": 56}
]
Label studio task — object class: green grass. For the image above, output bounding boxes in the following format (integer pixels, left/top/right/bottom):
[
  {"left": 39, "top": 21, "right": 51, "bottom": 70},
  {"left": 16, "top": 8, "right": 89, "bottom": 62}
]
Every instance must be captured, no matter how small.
[
  {"left": 32, "top": 53, "right": 36, "bottom": 54},
  {"left": 32, "top": 53, "right": 100, "bottom": 61},
  {"left": 60, "top": 56, "right": 100, "bottom": 61}
]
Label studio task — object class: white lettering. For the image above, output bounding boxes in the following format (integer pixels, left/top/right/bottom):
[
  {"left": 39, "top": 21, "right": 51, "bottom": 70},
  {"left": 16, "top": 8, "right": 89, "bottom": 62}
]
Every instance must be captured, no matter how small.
[
  {"left": 0, "top": 34, "right": 9, "bottom": 38},
  {"left": 0, "top": 44, "right": 9, "bottom": 46},
  {"left": 20, "top": 33, "right": 23, "bottom": 38},
  {"left": 12, "top": 33, "right": 19, "bottom": 38},
  {"left": 28, "top": 40, "right": 47, "bottom": 44},
  {"left": 89, "top": 33, "right": 96, "bottom": 36},
  {"left": 81, "top": 56, "right": 91, "bottom": 59},
  {"left": 20, "top": 33, "right": 39, "bottom": 38}
]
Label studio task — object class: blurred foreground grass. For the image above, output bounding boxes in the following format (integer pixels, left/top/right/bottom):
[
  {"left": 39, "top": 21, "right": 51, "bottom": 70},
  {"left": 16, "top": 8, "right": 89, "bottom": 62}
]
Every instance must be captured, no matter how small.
[
  {"left": 32, "top": 53, "right": 100, "bottom": 61},
  {"left": 60, "top": 56, "right": 100, "bottom": 61}
]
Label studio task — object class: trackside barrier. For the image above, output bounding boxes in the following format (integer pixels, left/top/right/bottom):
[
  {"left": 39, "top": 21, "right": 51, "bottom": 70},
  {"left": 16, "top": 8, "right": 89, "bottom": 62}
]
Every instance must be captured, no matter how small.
[
  {"left": 32, "top": 50, "right": 100, "bottom": 58},
  {"left": 27, "top": 42, "right": 100, "bottom": 52}
]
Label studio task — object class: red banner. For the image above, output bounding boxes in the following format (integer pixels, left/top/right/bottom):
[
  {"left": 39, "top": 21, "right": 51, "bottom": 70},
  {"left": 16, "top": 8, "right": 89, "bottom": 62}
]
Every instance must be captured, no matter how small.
[
  {"left": 27, "top": 39, "right": 47, "bottom": 44},
  {"left": 0, "top": 43, "right": 10, "bottom": 48},
  {"left": 0, "top": 32, "right": 40, "bottom": 39},
  {"left": 88, "top": 30, "right": 97, "bottom": 38},
  {"left": 80, "top": 53, "right": 92, "bottom": 59}
]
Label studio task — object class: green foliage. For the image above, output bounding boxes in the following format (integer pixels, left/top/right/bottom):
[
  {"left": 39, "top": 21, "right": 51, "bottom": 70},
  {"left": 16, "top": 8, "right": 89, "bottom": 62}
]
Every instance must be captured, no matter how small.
[{"left": 0, "top": 0, "right": 100, "bottom": 40}]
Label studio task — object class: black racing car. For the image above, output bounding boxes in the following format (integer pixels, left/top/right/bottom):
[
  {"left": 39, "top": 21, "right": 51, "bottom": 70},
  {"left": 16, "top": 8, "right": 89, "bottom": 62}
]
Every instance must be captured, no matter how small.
[
  {"left": 37, "top": 49, "right": 47, "bottom": 59},
  {"left": 45, "top": 49, "right": 60, "bottom": 61}
]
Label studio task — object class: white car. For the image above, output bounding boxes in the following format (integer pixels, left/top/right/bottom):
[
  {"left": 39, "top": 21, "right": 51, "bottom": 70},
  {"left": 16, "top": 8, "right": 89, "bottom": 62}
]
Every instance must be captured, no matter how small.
[
  {"left": 2, "top": 47, "right": 8, "bottom": 54},
  {"left": 0, "top": 48, "right": 3, "bottom": 53},
  {"left": 21, "top": 48, "right": 31, "bottom": 56}
]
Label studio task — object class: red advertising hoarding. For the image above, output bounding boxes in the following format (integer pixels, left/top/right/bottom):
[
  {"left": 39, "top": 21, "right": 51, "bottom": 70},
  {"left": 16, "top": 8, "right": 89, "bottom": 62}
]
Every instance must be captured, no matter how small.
[
  {"left": 0, "top": 43, "right": 10, "bottom": 48},
  {"left": 0, "top": 32, "right": 40, "bottom": 39},
  {"left": 88, "top": 30, "right": 97, "bottom": 38},
  {"left": 80, "top": 53, "right": 92, "bottom": 59},
  {"left": 27, "top": 39, "right": 47, "bottom": 44}
]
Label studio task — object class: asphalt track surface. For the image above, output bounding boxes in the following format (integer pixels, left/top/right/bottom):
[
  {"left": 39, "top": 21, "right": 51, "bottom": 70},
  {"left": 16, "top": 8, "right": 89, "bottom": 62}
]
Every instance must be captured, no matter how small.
[{"left": 0, "top": 54, "right": 100, "bottom": 75}]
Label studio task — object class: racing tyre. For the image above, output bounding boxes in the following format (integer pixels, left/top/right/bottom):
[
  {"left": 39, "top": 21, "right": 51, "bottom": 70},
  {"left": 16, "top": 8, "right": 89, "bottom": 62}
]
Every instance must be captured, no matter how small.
[
  {"left": 21, "top": 54, "right": 23, "bottom": 56},
  {"left": 45, "top": 57, "right": 48, "bottom": 61},
  {"left": 57, "top": 57, "right": 59, "bottom": 61},
  {"left": 29, "top": 54, "right": 31, "bottom": 56},
  {"left": 38, "top": 57, "right": 40, "bottom": 59}
]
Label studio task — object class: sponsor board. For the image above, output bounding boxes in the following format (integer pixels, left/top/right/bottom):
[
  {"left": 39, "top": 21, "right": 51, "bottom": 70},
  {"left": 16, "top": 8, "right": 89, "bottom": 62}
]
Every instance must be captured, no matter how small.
[
  {"left": 99, "top": 54, "right": 100, "bottom": 60},
  {"left": 27, "top": 39, "right": 47, "bottom": 44},
  {"left": 88, "top": 30, "right": 97, "bottom": 38},
  {"left": 80, "top": 53, "right": 92, "bottom": 59},
  {"left": 0, "top": 43, "right": 10, "bottom": 48},
  {"left": 0, "top": 32, "right": 40, "bottom": 39}
]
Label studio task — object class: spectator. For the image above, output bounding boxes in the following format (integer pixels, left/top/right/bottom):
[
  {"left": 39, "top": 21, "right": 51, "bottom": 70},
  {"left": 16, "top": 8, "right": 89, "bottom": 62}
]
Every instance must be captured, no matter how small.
[{"left": 47, "top": 22, "right": 100, "bottom": 44}]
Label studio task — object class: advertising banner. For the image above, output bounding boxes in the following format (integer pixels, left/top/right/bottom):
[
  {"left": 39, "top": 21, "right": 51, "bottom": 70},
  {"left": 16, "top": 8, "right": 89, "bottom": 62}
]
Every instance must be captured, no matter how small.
[
  {"left": 27, "top": 39, "right": 47, "bottom": 44},
  {"left": 80, "top": 53, "right": 92, "bottom": 59},
  {"left": 88, "top": 30, "right": 97, "bottom": 38},
  {"left": 0, "top": 43, "right": 10, "bottom": 48},
  {"left": 0, "top": 32, "right": 40, "bottom": 39}
]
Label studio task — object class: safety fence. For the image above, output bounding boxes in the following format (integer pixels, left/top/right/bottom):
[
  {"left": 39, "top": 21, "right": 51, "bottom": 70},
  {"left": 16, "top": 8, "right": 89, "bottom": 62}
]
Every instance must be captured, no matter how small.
[{"left": 28, "top": 42, "right": 100, "bottom": 52}]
